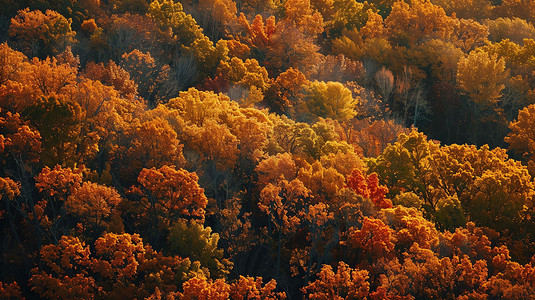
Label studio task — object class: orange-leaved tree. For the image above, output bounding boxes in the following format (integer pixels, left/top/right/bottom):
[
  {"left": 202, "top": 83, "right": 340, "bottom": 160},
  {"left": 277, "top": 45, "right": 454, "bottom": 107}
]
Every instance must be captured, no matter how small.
[
  {"left": 302, "top": 261, "right": 370, "bottom": 299},
  {"left": 127, "top": 165, "right": 207, "bottom": 246},
  {"left": 346, "top": 169, "right": 392, "bottom": 209},
  {"left": 9, "top": 8, "right": 76, "bottom": 58}
]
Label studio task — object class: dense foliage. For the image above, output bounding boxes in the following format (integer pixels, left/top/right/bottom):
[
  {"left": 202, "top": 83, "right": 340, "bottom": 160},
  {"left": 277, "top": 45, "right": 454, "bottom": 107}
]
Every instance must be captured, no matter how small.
[{"left": 3, "top": 0, "right": 535, "bottom": 298}]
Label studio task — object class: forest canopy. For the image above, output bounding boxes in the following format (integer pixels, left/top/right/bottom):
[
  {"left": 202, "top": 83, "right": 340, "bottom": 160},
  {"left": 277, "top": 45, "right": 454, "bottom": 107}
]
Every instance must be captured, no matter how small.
[{"left": 3, "top": 0, "right": 535, "bottom": 299}]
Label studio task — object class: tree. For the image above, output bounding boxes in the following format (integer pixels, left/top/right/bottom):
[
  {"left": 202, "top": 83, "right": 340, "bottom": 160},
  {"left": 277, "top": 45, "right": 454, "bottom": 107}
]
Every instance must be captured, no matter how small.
[
  {"left": 374, "top": 244, "right": 488, "bottom": 299},
  {"left": 9, "top": 8, "right": 76, "bottom": 58},
  {"left": 467, "top": 168, "right": 532, "bottom": 233},
  {"left": 148, "top": 0, "right": 201, "bottom": 48},
  {"left": 487, "top": 17, "right": 535, "bottom": 45},
  {"left": 181, "top": 275, "right": 285, "bottom": 299},
  {"left": 209, "top": 57, "right": 271, "bottom": 95},
  {"left": 258, "top": 178, "right": 311, "bottom": 277},
  {"left": 112, "top": 117, "right": 185, "bottom": 185},
  {"left": 108, "top": 0, "right": 150, "bottom": 13},
  {"left": 346, "top": 217, "right": 396, "bottom": 265},
  {"left": 66, "top": 77, "right": 117, "bottom": 120},
  {"left": 213, "top": 196, "right": 256, "bottom": 265},
  {"left": 0, "top": 177, "right": 22, "bottom": 250},
  {"left": 165, "top": 88, "right": 236, "bottom": 126},
  {"left": 89, "top": 13, "right": 155, "bottom": 62},
  {"left": 169, "top": 88, "right": 272, "bottom": 162},
  {"left": 236, "top": 0, "right": 276, "bottom": 16},
  {"left": 290, "top": 201, "right": 335, "bottom": 279},
  {"left": 335, "top": 118, "right": 408, "bottom": 158},
  {"left": 255, "top": 153, "right": 299, "bottom": 190},
  {"left": 371, "top": 128, "right": 535, "bottom": 235},
  {"left": 312, "top": 55, "right": 365, "bottom": 84},
  {"left": 298, "top": 81, "right": 358, "bottom": 122},
  {"left": 168, "top": 219, "right": 232, "bottom": 278},
  {"left": 223, "top": 39, "right": 251, "bottom": 59},
  {"left": 266, "top": 116, "right": 311, "bottom": 154},
  {"left": 379, "top": 206, "right": 439, "bottom": 251},
  {"left": 92, "top": 233, "right": 157, "bottom": 297},
  {"left": 236, "top": 13, "right": 322, "bottom": 76},
  {"left": 457, "top": 50, "right": 509, "bottom": 144},
  {"left": 505, "top": 103, "right": 535, "bottom": 174},
  {"left": 127, "top": 165, "right": 207, "bottom": 246},
  {"left": 24, "top": 55, "right": 78, "bottom": 97},
  {"left": 457, "top": 50, "right": 508, "bottom": 107},
  {"left": 197, "top": 0, "right": 238, "bottom": 30},
  {"left": 148, "top": 0, "right": 229, "bottom": 81},
  {"left": 433, "top": 195, "right": 467, "bottom": 230},
  {"left": 368, "top": 129, "right": 438, "bottom": 204},
  {"left": 120, "top": 50, "right": 161, "bottom": 105},
  {"left": 229, "top": 276, "right": 284, "bottom": 299},
  {"left": 409, "top": 39, "right": 463, "bottom": 83},
  {"left": 224, "top": 108, "right": 272, "bottom": 161},
  {"left": 29, "top": 235, "right": 97, "bottom": 299},
  {"left": 0, "top": 281, "right": 23, "bottom": 299},
  {"left": 346, "top": 169, "right": 392, "bottom": 209},
  {"left": 452, "top": 18, "right": 489, "bottom": 52},
  {"left": 23, "top": 95, "right": 84, "bottom": 166},
  {"left": 433, "top": 0, "right": 493, "bottom": 20},
  {"left": 0, "top": 177, "right": 20, "bottom": 203},
  {"left": 33, "top": 165, "right": 86, "bottom": 240},
  {"left": 328, "top": 0, "right": 371, "bottom": 34},
  {"left": 360, "top": 9, "right": 386, "bottom": 40},
  {"left": 264, "top": 67, "right": 308, "bottom": 114},
  {"left": 302, "top": 118, "right": 354, "bottom": 159},
  {"left": 35, "top": 165, "right": 83, "bottom": 201},
  {"left": 297, "top": 160, "right": 346, "bottom": 202},
  {"left": 0, "top": 109, "right": 42, "bottom": 164},
  {"left": 436, "top": 144, "right": 535, "bottom": 233},
  {"left": 0, "top": 42, "right": 28, "bottom": 86},
  {"left": 29, "top": 233, "right": 198, "bottom": 299},
  {"left": 0, "top": 47, "right": 80, "bottom": 114},
  {"left": 267, "top": 22, "right": 323, "bottom": 77},
  {"left": 283, "top": 0, "right": 325, "bottom": 36},
  {"left": 236, "top": 13, "right": 276, "bottom": 51},
  {"left": 494, "top": 0, "right": 535, "bottom": 24},
  {"left": 302, "top": 262, "right": 370, "bottom": 299},
  {"left": 65, "top": 182, "right": 122, "bottom": 231},
  {"left": 385, "top": 0, "right": 456, "bottom": 46},
  {"left": 331, "top": 28, "right": 364, "bottom": 62},
  {"left": 184, "top": 119, "right": 239, "bottom": 170},
  {"left": 92, "top": 233, "right": 197, "bottom": 298},
  {"left": 134, "top": 165, "right": 207, "bottom": 220},
  {"left": 82, "top": 60, "right": 137, "bottom": 98},
  {"left": 181, "top": 276, "right": 231, "bottom": 300},
  {"left": 374, "top": 66, "right": 394, "bottom": 103}
]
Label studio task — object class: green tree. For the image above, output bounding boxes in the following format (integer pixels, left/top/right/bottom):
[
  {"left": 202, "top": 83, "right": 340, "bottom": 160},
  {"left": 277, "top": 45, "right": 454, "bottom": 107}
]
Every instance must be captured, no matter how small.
[{"left": 168, "top": 219, "right": 232, "bottom": 278}]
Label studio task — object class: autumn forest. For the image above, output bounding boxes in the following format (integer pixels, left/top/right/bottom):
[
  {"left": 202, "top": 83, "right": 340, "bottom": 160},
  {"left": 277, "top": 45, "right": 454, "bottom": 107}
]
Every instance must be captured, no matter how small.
[{"left": 3, "top": 0, "right": 535, "bottom": 298}]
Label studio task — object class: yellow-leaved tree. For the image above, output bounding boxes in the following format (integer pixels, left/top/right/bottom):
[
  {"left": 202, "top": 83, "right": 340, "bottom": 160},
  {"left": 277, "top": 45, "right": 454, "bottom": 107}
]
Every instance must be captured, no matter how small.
[
  {"left": 298, "top": 81, "right": 359, "bottom": 122},
  {"left": 457, "top": 50, "right": 509, "bottom": 144}
]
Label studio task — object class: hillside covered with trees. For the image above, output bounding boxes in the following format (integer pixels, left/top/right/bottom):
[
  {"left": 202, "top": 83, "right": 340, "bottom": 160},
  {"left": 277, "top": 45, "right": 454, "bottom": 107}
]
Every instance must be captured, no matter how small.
[{"left": 3, "top": 0, "right": 535, "bottom": 298}]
